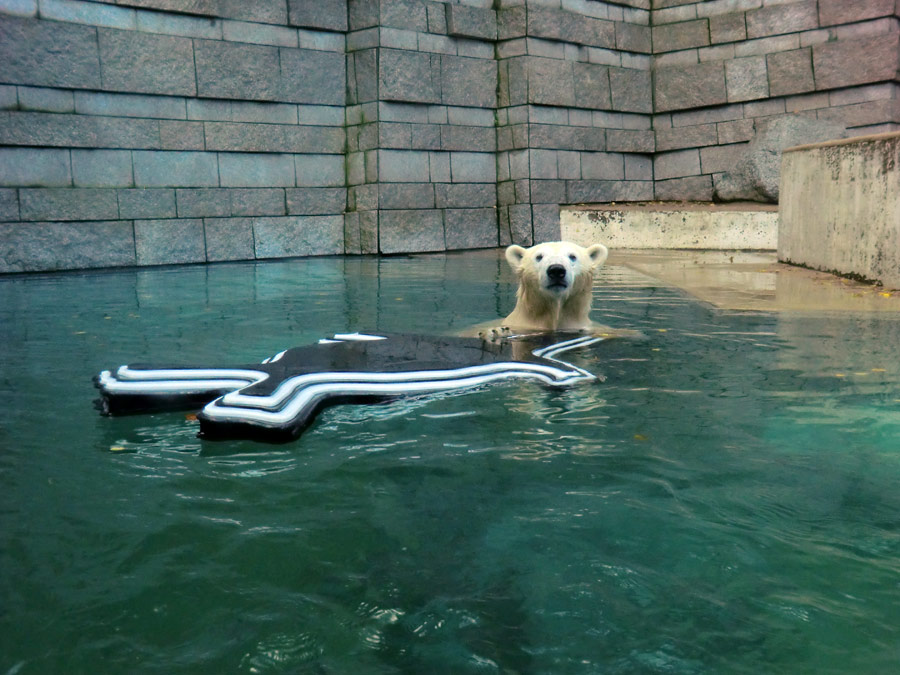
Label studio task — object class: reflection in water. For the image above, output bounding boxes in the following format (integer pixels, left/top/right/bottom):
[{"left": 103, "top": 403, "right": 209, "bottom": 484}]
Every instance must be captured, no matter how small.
[{"left": 1, "top": 252, "right": 900, "bottom": 674}]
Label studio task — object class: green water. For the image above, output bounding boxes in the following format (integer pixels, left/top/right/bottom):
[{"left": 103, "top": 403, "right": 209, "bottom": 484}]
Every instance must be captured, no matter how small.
[{"left": 2, "top": 252, "right": 899, "bottom": 674}]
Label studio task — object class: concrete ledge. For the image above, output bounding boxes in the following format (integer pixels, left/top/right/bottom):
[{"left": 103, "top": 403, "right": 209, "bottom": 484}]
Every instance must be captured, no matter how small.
[
  {"left": 779, "top": 131, "right": 900, "bottom": 288},
  {"left": 561, "top": 201, "right": 778, "bottom": 249}
]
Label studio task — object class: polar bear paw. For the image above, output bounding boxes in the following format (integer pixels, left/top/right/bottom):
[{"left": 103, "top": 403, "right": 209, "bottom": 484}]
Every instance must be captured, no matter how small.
[{"left": 478, "top": 325, "right": 513, "bottom": 342}]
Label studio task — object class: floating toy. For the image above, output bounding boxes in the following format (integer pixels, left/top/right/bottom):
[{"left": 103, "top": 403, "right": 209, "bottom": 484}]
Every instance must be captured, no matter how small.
[{"left": 95, "top": 333, "right": 605, "bottom": 443}]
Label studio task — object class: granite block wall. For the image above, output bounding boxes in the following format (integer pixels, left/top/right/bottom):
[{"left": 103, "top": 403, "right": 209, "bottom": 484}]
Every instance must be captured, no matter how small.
[
  {"left": 1, "top": 0, "right": 898, "bottom": 271},
  {"left": 651, "top": 0, "right": 900, "bottom": 201},
  {"left": 0, "top": 0, "right": 348, "bottom": 272}
]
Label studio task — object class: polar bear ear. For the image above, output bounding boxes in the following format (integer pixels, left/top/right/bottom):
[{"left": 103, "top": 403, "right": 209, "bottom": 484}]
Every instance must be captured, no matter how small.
[
  {"left": 586, "top": 244, "right": 608, "bottom": 268},
  {"left": 505, "top": 245, "right": 527, "bottom": 271}
]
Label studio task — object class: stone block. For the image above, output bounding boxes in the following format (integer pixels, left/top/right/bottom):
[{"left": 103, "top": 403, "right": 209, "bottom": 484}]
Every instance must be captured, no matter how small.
[
  {"left": 450, "top": 152, "right": 495, "bottom": 183},
  {"left": 616, "top": 22, "right": 651, "bottom": 54},
  {"left": 818, "top": 0, "right": 895, "bottom": 27},
  {"left": 0, "top": 111, "right": 161, "bottom": 150},
  {"left": 19, "top": 188, "right": 118, "bottom": 220},
  {"left": 445, "top": 4, "right": 497, "bottom": 41},
  {"left": 530, "top": 179, "right": 566, "bottom": 204},
  {"left": 609, "top": 67, "right": 653, "bottom": 113},
  {"left": 709, "top": 12, "right": 746, "bottom": 44},
  {"left": 230, "top": 188, "right": 286, "bottom": 216},
  {"left": 217, "top": 153, "right": 294, "bottom": 188},
  {"left": 440, "top": 125, "right": 495, "bottom": 152},
  {"left": 176, "top": 188, "right": 231, "bottom": 217},
  {"left": 380, "top": 49, "right": 440, "bottom": 104},
  {"left": 654, "top": 175, "right": 714, "bottom": 201},
  {"left": 222, "top": 20, "right": 297, "bottom": 47},
  {"left": 573, "top": 63, "right": 612, "bottom": 110},
  {"left": 529, "top": 149, "right": 558, "bottom": 179},
  {"left": 343, "top": 211, "right": 360, "bottom": 254},
  {"left": 528, "top": 7, "right": 615, "bottom": 49},
  {"left": 625, "top": 154, "right": 653, "bottom": 181},
  {"left": 73, "top": 91, "right": 185, "bottom": 120},
  {"left": 441, "top": 55, "right": 498, "bottom": 108},
  {"left": 278, "top": 48, "right": 345, "bottom": 106},
  {"left": 254, "top": 215, "right": 344, "bottom": 257},
  {"left": 379, "top": 149, "right": 430, "bottom": 182},
  {"left": 0, "top": 86, "right": 17, "bottom": 110},
  {"left": 427, "top": 3, "right": 447, "bottom": 34},
  {"left": 725, "top": 56, "right": 769, "bottom": 103},
  {"left": 204, "top": 122, "right": 344, "bottom": 154},
  {"left": 135, "top": 218, "right": 206, "bottom": 265},
  {"left": 133, "top": 151, "right": 219, "bottom": 188},
  {"left": 653, "top": 19, "right": 709, "bottom": 53},
  {"left": 507, "top": 203, "right": 533, "bottom": 247},
  {"left": 813, "top": 34, "right": 900, "bottom": 92},
  {"left": 498, "top": 7, "right": 526, "bottom": 40},
  {"left": 445, "top": 208, "right": 497, "bottom": 250},
  {"left": 656, "top": 123, "right": 717, "bottom": 152},
  {"left": 379, "top": 209, "right": 444, "bottom": 253},
  {"left": 379, "top": 183, "right": 434, "bottom": 209},
  {"left": 528, "top": 58, "right": 575, "bottom": 107},
  {"left": 700, "top": 144, "right": 745, "bottom": 175},
  {"left": 0, "top": 220, "right": 135, "bottom": 273},
  {"left": 159, "top": 120, "right": 205, "bottom": 151},
  {"left": 582, "top": 152, "right": 625, "bottom": 180},
  {"left": 134, "top": 10, "right": 221, "bottom": 39},
  {"left": 746, "top": 0, "right": 818, "bottom": 40},
  {"left": 532, "top": 203, "right": 561, "bottom": 243},
  {"left": 18, "top": 86, "right": 75, "bottom": 113},
  {"left": 204, "top": 217, "right": 255, "bottom": 262},
  {"left": 71, "top": 149, "right": 134, "bottom": 188},
  {"left": 218, "top": 0, "right": 287, "bottom": 24},
  {"left": 767, "top": 49, "right": 815, "bottom": 98},
  {"left": 117, "top": 188, "right": 176, "bottom": 219},
  {"left": 0, "top": 15, "right": 101, "bottom": 90},
  {"left": 358, "top": 209, "right": 378, "bottom": 253},
  {"left": 380, "top": 0, "right": 428, "bottom": 32},
  {"left": 0, "top": 148, "right": 71, "bottom": 187},
  {"left": 655, "top": 62, "right": 727, "bottom": 113},
  {"left": 286, "top": 187, "right": 347, "bottom": 215},
  {"left": 435, "top": 183, "right": 496, "bottom": 209},
  {"left": 557, "top": 152, "right": 581, "bottom": 180},
  {"left": 98, "top": 28, "right": 196, "bottom": 96},
  {"left": 288, "top": 0, "right": 347, "bottom": 31},
  {"left": 717, "top": 118, "right": 755, "bottom": 145},
  {"left": 0, "top": 189, "right": 18, "bottom": 221},
  {"left": 606, "top": 129, "right": 655, "bottom": 153},
  {"left": 654, "top": 148, "right": 701, "bottom": 181},
  {"left": 294, "top": 154, "right": 345, "bottom": 187}
]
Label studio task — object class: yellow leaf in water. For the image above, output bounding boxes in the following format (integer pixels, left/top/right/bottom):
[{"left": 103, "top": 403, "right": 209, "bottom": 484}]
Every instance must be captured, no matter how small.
[
  {"left": 185, "top": 413, "right": 198, "bottom": 421},
  {"left": 657, "top": 329, "right": 667, "bottom": 333},
  {"left": 74, "top": 331, "right": 86, "bottom": 335},
  {"left": 634, "top": 434, "right": 649, "bottom": 442},
  {"left": 834, "top": 373, "right": 846, "bottom": 378},
  {"left": 878, "top": 292, "right": 892, "bottom": 298},
  {"left": 110, "top": 446, "right": 127, "bottom": 452},
  {"left": 871, "top": 368, "right": 886, "bottom": 373}
]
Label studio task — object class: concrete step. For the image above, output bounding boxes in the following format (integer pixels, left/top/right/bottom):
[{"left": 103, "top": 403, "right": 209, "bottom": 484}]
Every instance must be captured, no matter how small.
[{"left": 561, "top": 201, "right": 778, "bottom": 250}]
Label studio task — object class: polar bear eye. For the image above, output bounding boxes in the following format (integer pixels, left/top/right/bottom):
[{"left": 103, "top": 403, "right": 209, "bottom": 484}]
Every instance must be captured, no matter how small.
[
  {"left": 568, "top": 254, "right": 577, "bottom": 262},
  {"left": 535, "top": 254, "right": 543, "bottom": 262}
]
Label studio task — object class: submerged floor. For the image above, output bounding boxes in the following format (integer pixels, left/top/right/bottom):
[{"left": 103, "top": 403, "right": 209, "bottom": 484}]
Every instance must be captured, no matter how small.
[{"left": 610, "top": 250, "right": 900, "bottom": 313}]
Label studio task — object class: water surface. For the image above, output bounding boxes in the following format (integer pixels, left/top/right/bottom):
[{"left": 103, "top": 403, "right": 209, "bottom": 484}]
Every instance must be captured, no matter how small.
[{"left": 2, "top": 252, "right": 899, "bottom": 673}]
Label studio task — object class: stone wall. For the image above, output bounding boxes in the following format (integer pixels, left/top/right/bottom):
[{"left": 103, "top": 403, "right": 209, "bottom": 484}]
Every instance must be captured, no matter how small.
[{"left": 0, "top": 0, "right": 898, "bottom": 272}]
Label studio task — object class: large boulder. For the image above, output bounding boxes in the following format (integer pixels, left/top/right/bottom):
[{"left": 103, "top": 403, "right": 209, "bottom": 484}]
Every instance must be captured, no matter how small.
[{"left": 714, "top": 116, "right": 847, "bottom": 203}]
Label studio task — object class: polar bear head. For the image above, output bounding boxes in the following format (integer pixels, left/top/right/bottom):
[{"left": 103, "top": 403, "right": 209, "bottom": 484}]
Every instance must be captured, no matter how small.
[{"left": 505, "top": 241, "right": 608, "bottom": 301}]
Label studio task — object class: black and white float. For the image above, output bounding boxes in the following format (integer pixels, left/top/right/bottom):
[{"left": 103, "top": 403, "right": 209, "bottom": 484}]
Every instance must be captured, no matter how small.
[{"left": 95, "top": 333, "right": 606, "bottom": 443}]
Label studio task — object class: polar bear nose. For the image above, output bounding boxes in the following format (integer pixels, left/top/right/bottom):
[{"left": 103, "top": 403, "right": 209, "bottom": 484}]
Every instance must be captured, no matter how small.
[{"left": 547, "top": 264, "right": 567, "bottom": 280}]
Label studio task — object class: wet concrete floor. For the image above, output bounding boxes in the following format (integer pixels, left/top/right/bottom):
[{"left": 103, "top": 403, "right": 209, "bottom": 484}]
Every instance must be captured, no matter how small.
[{"left": 611, "top": 250, "right": 900, "bottom": 313}]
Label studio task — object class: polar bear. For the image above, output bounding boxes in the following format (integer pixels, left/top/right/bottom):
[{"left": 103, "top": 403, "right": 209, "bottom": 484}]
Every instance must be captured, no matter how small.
[{"left": 499, "top": 241, "right": 609, "bottom": 332}]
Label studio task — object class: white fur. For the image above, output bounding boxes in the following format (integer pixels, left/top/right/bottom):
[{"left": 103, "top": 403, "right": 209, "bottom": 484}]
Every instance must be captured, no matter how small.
[{"left": 501, "top": 241, "right": 608, "bottom": 332}]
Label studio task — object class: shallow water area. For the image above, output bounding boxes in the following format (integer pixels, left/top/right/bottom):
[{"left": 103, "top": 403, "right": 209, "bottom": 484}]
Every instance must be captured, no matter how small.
[{"left": 2, "top": 251, "right": 900, "bottom": 674}]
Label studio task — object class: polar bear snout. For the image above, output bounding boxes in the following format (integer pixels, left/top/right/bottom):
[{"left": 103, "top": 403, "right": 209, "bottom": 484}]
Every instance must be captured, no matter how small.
[{"left": 545, "top": 264, "right": 569, "bottom": 290}]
